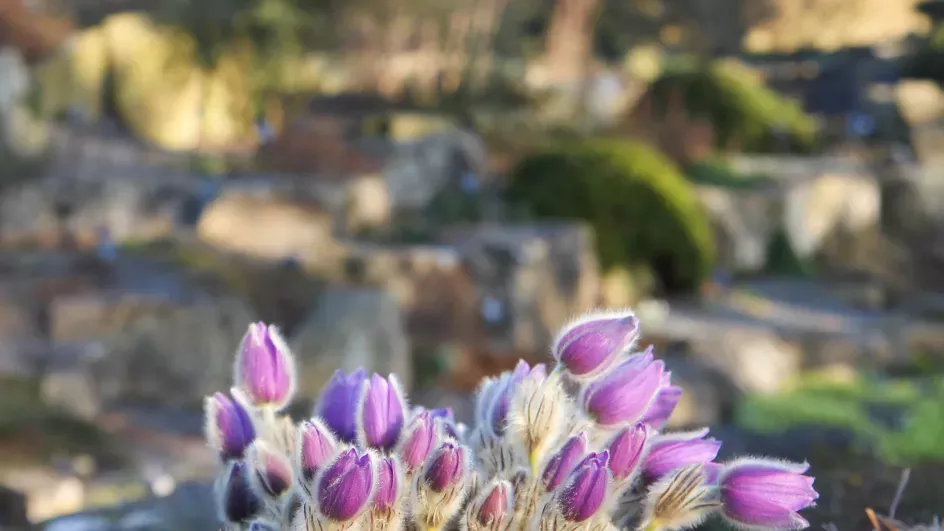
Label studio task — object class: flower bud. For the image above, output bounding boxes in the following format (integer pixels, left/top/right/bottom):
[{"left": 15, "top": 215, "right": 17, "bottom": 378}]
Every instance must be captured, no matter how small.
[
  {"left": 507, "top": 369, "right": 568, "bottom": 474},
  {"left": 374, "top": 456, "right": 402, "bottom": 511},
  {"left": 488, "top": 360, "right": 535, "bottom": 436},
  {"left": 357, "top": 373, "right": 407, "bottom": 451},
  {"left": 397, "top": 411, "right": 438, "bottom": 473},
  {"left": 468, "top": 479, "right": 513, "bottom": 531},
  {"left": 607, "top": 424, "right": 649, "bottom": 482},
  {"left": 247, "top": 440, "right": 294, "bottom": 499},
  {"left": 553, "top": 311, "right": 639, "bottom": 379},
  {"left": 204, "top": 392, "right": 256, "bottom": 461},
  {"left": 641, "top": 463, "right": 721, "bottom": 531},
  {"left": 234, "top": 322, "right": 296, "bottom": 408},
  {"left": 555, "top": 451, "right": 611, "bottom": 523},
  {"left": 541, "top": 432, "right": 588, "bottom": 492},
  {"left": 643, "top": 428, "right": 721, "bottom": 482},
  {"left": 316, "top": 447, "right": 376, "bottom": 522},
  {"left": 218, "top": 460, "right": 263, "bottom": 524},
  {"left": 415, "top": 441, "right": 472, "bottom": 531},
  {"left": 315, "top": 369, "right": 366, "bottom": 443},
  {"left": 581, "top": 350, "right": 664, "bottom": 427},
  {"left": 297, "top": 418, "right": 337, "bottom": 483},
  {"left": 422, "top": 441, "right": 468, "bottom": 493},
  {"left": 719, "top": 458, "right": 818, "bottom": 530}
]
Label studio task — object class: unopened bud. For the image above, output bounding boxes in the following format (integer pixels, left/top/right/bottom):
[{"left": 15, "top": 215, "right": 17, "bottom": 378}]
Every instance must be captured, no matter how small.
[{"left": 234, "top": 322, "right": 296, "bottom": 409}]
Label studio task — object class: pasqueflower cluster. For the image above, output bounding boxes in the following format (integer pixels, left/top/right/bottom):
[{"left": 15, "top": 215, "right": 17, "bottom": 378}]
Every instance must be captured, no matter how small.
[{"left": 205, "top": 312, "right": 818, "bottom": 531}]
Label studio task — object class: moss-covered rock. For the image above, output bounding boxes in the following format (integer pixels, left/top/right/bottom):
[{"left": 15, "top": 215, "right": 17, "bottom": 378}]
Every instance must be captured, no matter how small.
[
  {"left": 505, "top": 139, "right": 715, "bottom": 293},
  {"left": 638, "top": 61, "right": 819, "bottom": 154}
]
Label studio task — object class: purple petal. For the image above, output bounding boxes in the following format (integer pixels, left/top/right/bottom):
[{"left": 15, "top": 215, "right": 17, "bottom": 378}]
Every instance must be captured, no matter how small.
[
  {"left": 476, "top": 481, "right": 511, "bottom": 524},
  {"left": 299, "top": 419, "right": 337, "bottom": 481},
  {"left": 237, "top": 323, "right": 293, "bottom": 406},
  {"left": 208, "top": 392, "right": 256, "bottom": 461},
  {"left": 222, "top": 461, "right": 262, "bottom": 523},
  {"left": 585, "top": 358, "right": 664, "bottom": 427},
  {"left": 318, "top": 449, "right": 374, "bottom": 521},
  {"left": 557, "top": 452, "right": 609, "bottom": 522},
  {"left": 424, "top": 442, "right": 465, "bottom": 492},
  {"left": 641, "top": 385, "right": 683, "bottom": 429},
  {"left": 316, "top": 370, "right": 367, "bottom": 442},
  {"left": 607, "top": 424, "right": 648, "bottom": 481},
  {"left": 558, "top": 316, "right": 639, "bottom": 376},
  {"left": 399, "top": 412, "right": 437, "bottom": 471},
  {"left": 375, "top": 457, "right": 399, "bottom": 510},
  {"left": 723, "top": 492, "right": 812, "bottom": 530},
  {"left": 250, "top": 443, "right": 293, "bottom": 497},
  {"left": 360, "top": 374, "right": 405, "bottom": 450},
  {"left": 643, "top": 433, "right": 721, "bottom": 481},
  {"left": 542, "top": 433, "right": 589, "bottom": 492}
]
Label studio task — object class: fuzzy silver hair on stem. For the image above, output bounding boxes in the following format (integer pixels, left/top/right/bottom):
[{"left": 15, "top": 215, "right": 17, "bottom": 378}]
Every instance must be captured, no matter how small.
[{"left": 204, "top": 312, "right": 819, "bottom": 531}]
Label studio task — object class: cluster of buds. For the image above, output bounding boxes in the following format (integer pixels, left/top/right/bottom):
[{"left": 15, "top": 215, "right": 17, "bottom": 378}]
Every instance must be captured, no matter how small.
[{"left": 205, "top": 313, "right": 819, "bottom": 531}]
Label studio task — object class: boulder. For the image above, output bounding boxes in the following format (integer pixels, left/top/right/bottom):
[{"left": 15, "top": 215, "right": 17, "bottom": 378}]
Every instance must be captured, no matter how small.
[
  {"left": 341, "top": 245, "right": 481, "bottom": 351},
  {"left": 291, "top": 285, "right": 411, "bottom": 397},
  {"left": 49, "top": 290, "right": 257, "bottom": 408},
  {"left": 196, "top": 190, "right": 340, "bottom": 264},
  {"left": 0, "top": 285, "right": 43, "bottom": 377},
  {"left": 697, "top": 159, "right": 881, "bottom": 273},
  {"left": 444, "top": 223, "right": 600, "bottom": 356},
  {"left": 0, "top": 485, "right": 29, "bottom": 529},
  {"left": 383, "top": 128, "right": 488, "bottom": 211},
  {"left": 39, "top": 344, "right": 104, "bottom": 421},
  {"left": 0, "top": 168, "right": 190, "bottom": 247}
]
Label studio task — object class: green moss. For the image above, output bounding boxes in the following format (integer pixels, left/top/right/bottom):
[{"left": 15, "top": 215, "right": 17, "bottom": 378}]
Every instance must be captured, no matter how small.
[
  {"left": 736, "top": 372, "right": 944, "bottom": 465},
  {"left": 645, "top": 62, "right": 819, "bottom": 154},
  {"left": 506, "top": 139, "right": 715, "bottom": 293}
]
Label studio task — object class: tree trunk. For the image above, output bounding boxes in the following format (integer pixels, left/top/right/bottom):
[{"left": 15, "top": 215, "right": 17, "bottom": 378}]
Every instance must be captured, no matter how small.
[{"left": 543, "top": 0, "right": 600, "bottom": 84}]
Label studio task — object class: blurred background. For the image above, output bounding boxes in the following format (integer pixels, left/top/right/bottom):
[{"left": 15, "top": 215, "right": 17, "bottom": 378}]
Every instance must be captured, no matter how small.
[{"left": 1, "top": 0, "right": 944, "bottom": 528}]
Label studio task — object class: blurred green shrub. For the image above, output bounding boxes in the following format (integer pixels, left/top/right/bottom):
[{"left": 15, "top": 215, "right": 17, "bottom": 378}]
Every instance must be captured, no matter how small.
[
  {"left": 645, "top": 62, "right": 818, "bottom": 154},
  {"left": 505, "top": 139, "right": 715, "bottom": 293}
]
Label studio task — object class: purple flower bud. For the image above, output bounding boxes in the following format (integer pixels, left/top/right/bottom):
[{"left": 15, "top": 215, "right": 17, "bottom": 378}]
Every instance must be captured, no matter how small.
[
  {"left": 555, "top": 451, "right": 610, "bottom": 522},
  {"left": 315, "top": 369, "right": 367, "bottom": 443},
  {"left": 248, "top": 441, "right": 294, "bottom": 498},
  {"left": 472, "top": 480, "right": 513, "bottom": 529},
  {"left": 234, "top": 322, "right": 295, "bottom": 408},
  {"left": 374, "top": 457, "right": 401, "bottom": 511},
  {"left": 643, "top": 428, "right": 722, "bottom": 481},
  {"left": 205, "top": 392, "right": 256, "bottom": 461},
  {"left": 488, "top": 360, "right": 534, "bottom": 436},
  {"left": 219, "top": 461, "right": 262, "bottom": 523},
  {"left": 298, "top": 418, "right": 337, "bottom": 482},
  {"left": 607, "top": 424, "right": 649, "bottom": 481},
  {"left": 423, "top": 441, "right": 467, "bottom": 493},
  {"left": 640, "top": 380, "right": 683, "bottom": 429},
  {"left": 541, "top": 432, "right": 589, "bottom": 492},
  {"left": 317, "top": 448, "right": 376, "bottom": 521},
  {"left": 719, "top": 459, "right": 818, "bottom": 530},
  {"left": 582, "top": 352, "right": 665, "bottom": 427},
  {"left": 358, "top": 373, "right": 407, "bottom": 450},
  {"left": 398, "top": 411, "right": 438, "bottom": 472},
  {"left": 553, "top": 312, "right": 640, "bottom": 378}
]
